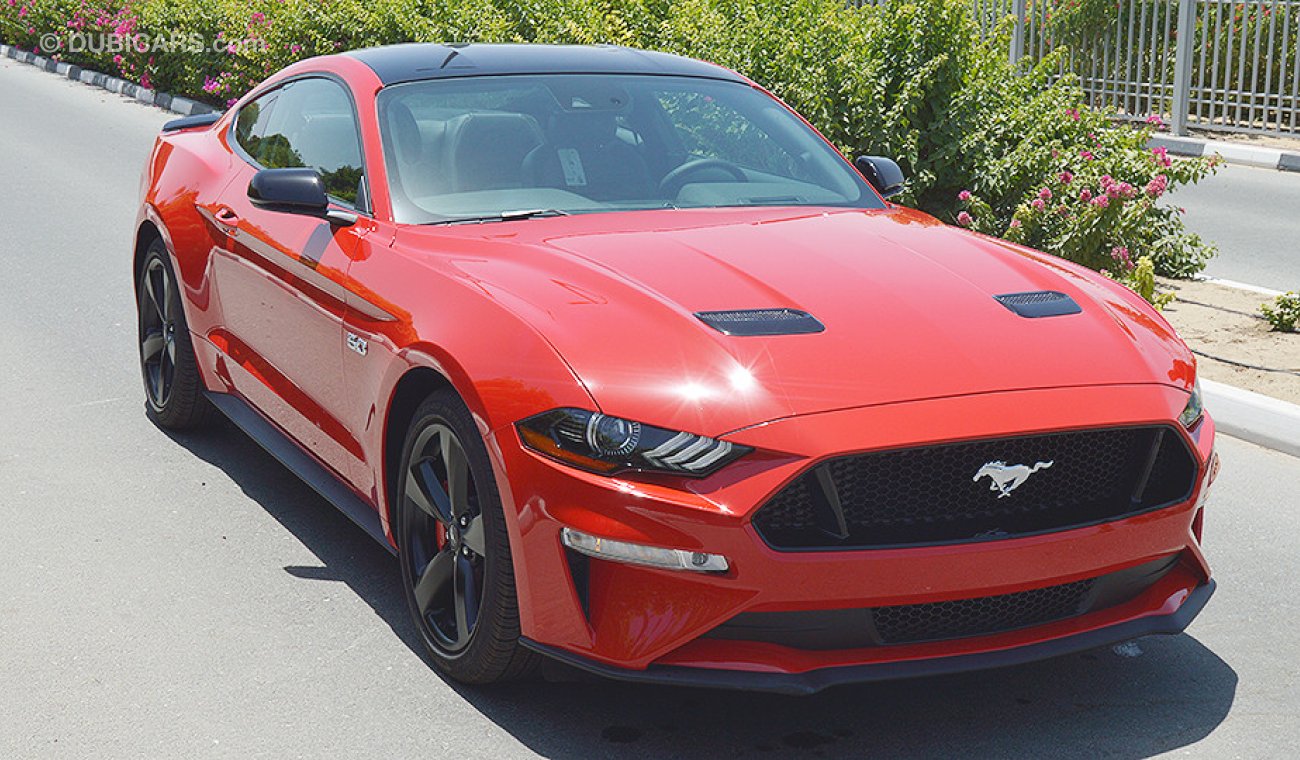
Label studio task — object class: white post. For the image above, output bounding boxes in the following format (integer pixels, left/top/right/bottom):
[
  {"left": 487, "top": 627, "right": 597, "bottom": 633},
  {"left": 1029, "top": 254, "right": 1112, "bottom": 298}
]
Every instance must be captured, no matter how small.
[
  {"left": 1009, "top": 0, "right": 1027, "bottom": 67},
  {"left": 1170, "top": 0, "right": 1197, "bottom": 135}
]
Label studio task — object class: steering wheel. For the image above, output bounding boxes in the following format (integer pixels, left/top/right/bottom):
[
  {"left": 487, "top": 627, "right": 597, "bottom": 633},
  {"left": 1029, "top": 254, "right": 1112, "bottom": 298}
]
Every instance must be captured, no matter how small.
[{"left": 658, "top": 158, "right": 749, "bottom": 197}]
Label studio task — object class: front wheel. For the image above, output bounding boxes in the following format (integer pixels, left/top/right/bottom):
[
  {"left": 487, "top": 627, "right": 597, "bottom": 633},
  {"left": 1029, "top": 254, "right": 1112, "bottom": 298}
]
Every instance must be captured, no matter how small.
[{"left": 396, "top": 389, "right": 538, "bottom": 684}]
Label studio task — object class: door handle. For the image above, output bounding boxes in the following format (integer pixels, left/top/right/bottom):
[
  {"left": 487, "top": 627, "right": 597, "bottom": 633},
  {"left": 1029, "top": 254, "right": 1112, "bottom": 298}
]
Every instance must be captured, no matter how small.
[{"left": 212, "top": 206, "right": 240, "bottom": 227}]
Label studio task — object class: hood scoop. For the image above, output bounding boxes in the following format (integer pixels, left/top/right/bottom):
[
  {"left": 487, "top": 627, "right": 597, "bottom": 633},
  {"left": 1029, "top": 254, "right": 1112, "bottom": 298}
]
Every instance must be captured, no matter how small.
[
  {"left": 695, "top": 308, "right": 825, "bottom": 336},
  {"left": 994, "top": 291, "right": 1082, "bottom": 318}
]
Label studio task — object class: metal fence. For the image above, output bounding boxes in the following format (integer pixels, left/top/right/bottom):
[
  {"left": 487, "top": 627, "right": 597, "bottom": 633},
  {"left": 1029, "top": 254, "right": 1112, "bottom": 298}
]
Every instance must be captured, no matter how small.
[
  {"left": 1018, "top": 0, "right": 1300, "bottom": 136},
  {"left": 864, "top": 0, "right": 1300, "bottom": 137}
]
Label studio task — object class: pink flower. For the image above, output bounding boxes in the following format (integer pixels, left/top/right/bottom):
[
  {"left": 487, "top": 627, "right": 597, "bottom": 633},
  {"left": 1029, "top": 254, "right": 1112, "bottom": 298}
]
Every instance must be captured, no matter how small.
[
  {"left": 289, "top": 43, "right": 302, "bottom": 54},
  {"left": 1092, "top": 195, "right": 1110, "bottom": 208},
  {"left": 18, "top": 4, "right": 27, "bottom": 16},
  {"left": 956, "top": 211, "right": 973, "bottom": 227},
  {"left": 1009, "top": 219, "right": 1022, "bottom": 229},
  {"left": 1080, "top": 150, "right": 1095, "bottom": 161},
  {"left": 1031, "top": 198, "right": 1046, "bottom": 211},
  {"left": 1038, "top": 187, "right": 1052, "bottom": 200},
  {"left": 1058, "top": 171, "right": 1073, "bottom": 185},
  {"left": 202, "top": 76, "right": 221, "bottom": 94},
  {"left": 1079, "top": 188, "right": 1093, "bottom": 203},
  {"left": 1110, "top": 246, "right": 1134, "bottom": 271},
  {"left": 957, "top": 190, "right": 972, "bottom": 202},
  {"left": 1145, "top": 114, "right": 1165, "bottom": 130},
  {"left": 1151, "top": 146, "right": 1172, "bottom": 168},
  {"left": 226, "top": 97, "right": 239, "bottom": 107},
  {"left": 1066, "top": 107, "right": 1080, "bottom": 121},
  {"left": 112, "top": 54, "right": 122, "bottom": 64},
  {"left": 1146, "top": 174, "right": 1169, "bottom": 198},
  {"left": 250, "top": 12, "right": 266, "bottom": 24},
  {"left": 1117, "top": 182, "right": 1135, "bottom": 198}
]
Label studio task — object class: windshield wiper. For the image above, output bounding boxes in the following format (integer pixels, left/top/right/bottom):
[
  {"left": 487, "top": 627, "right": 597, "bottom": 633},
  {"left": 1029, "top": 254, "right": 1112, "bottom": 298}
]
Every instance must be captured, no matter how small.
[{"left": 427, "top": 208, "right": 571, "bottom": 226}]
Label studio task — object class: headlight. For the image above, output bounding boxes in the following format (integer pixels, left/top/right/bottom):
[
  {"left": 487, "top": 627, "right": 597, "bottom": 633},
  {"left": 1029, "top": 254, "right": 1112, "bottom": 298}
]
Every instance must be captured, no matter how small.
[
  {"left": 1179, "top": 381, "right": 1204, "bottom": 429},
  {"left": 517, "top": 408, "right": 750, "bottom": 476}
]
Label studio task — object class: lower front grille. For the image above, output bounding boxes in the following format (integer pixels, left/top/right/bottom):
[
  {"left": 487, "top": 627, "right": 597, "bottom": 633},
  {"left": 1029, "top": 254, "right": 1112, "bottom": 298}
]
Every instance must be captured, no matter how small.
[
  {"left": 872, "top": 577, "right": 1094, "bottom": 644},
  {"left": 704, "top": 555, "right": 1178, "bottom": 649}
]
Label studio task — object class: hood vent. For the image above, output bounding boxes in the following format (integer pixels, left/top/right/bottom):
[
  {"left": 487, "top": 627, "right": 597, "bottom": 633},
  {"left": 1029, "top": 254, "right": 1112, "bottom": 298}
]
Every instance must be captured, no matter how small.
[
  {"left": 994, "top": 291, "right": 1082, "bottom": 318},
  {"left": 695, "top": 309, "right": 825, "bottom": 336}
]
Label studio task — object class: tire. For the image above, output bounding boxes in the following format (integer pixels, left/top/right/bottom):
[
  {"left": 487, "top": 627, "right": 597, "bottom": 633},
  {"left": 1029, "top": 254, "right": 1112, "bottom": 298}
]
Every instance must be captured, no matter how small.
[
  {"left": 396, "top": 389, "right": 539, "bottom": 684},
  {"left": 137, "top": 238, "right": 214, "bottom": 430}
]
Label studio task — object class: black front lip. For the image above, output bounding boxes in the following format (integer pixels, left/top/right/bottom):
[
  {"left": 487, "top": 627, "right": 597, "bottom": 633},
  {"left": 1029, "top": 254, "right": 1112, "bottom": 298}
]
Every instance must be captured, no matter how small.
[{"left": 520, "top": 579, "right": 1214, "bottom": 696}]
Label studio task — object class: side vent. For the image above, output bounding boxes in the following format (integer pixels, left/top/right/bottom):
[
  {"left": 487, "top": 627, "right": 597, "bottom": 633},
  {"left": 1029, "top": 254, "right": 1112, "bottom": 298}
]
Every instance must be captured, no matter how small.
[
  {"left": 695, "top": 308, "right": 825, "bottom": 336},
  {"left": 994, "top": 291, "right": 1082, "bottom": 318}
]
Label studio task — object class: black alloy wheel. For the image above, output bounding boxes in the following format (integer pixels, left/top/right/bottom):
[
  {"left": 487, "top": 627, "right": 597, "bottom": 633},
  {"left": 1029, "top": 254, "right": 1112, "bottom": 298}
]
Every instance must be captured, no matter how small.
[
  {"left": 137, "top": 239, "right": 212, "bottom": 430},
  {"left": 402, "top": 420, "right": 487, "bottom": 653},
  {"left": 140, "top": 255, "right": 177, "bottom": 410},
  {"left": 396, "top": 390, "right": 538, "bottom": 683}
]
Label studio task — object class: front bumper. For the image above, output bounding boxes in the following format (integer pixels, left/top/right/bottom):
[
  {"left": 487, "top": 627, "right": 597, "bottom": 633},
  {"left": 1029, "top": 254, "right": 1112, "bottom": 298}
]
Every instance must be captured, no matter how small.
[
  {"left": 521, "top": 579, "right": 1214, "bottom": 695},
  {"left": 489, "top": 383, "right": 1216, "bottom": 685}
]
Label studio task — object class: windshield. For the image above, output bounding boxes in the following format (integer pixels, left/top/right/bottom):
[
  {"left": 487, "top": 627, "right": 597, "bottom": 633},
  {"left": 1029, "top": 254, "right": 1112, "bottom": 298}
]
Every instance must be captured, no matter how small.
[{"left": 376, "top": 74, "right": 884, "bottom": 224}]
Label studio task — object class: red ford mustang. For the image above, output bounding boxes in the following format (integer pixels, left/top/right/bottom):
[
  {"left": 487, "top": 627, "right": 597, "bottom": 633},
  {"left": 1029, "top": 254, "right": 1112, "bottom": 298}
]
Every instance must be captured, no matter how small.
[{"left": 135, "top": 43, "right": 1217, "bottom": 693}]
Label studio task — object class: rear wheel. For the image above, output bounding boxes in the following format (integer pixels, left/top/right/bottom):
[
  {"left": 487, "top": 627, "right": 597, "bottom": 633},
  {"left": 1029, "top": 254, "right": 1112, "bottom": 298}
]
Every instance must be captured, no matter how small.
[
  {"left": 396, "top": 390, "right": 538, "bottom": 683},
  {"left": 137, "top": 239, "right": 213, "bottom": 430}
]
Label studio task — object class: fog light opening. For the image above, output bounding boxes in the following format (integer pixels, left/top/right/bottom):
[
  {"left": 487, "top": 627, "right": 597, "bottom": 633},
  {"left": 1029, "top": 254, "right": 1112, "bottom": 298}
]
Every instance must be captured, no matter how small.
[{"left": 560, "top": 527, "right": 729, "bottom": 574}]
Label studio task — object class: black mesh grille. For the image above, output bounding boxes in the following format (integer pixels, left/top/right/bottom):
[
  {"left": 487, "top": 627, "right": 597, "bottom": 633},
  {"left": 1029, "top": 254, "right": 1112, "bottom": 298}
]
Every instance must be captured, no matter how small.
[
  {"left": 703, "top": 556, "right": 1178, "bottom": 649},
  {"left": 753, "top": 426, "right": 1197, "bottom": 550},
  {"left": 872, "top": 578, "right": 1093, "bottom": 644}
]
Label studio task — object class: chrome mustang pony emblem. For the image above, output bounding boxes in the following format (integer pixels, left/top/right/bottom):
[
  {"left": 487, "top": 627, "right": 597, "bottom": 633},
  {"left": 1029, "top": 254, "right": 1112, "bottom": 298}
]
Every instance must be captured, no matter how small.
[{"left": 973, "top": 460, "right": 1054, "bottom": 498}]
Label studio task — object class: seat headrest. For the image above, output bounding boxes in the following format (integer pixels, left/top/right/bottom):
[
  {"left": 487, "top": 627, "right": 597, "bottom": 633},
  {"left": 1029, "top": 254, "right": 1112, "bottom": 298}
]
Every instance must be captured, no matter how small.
[
  {"left": 385, "top": 102, "right": 423, "bottom": 166},
  {"left": 549, "top": 110, "right": 617, "bottom": 146},
  {"left": 442, "top": 112, "right": 543, "bottom": 192}
]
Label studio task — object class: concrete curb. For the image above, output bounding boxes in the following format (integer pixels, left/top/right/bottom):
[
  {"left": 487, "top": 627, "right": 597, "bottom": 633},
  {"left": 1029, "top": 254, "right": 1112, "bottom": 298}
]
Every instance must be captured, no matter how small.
[
  {"left": 1203, "top": 379, "right": 1300, "bottom": 459},
  {"left": 0, "top": 43, "right": 216, "bottom": 118},
  {"left": 1195, "top": 275, "right": 1286, "bottom": 298},
  {"left": 1150, "top": 134, "right": 1300, "bottom": 172}
]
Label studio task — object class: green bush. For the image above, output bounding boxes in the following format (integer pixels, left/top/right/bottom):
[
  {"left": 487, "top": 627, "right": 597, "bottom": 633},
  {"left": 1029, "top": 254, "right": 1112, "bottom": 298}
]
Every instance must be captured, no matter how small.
[
  {"left": 0, "top": 0, "right": 1218, "bottom": 302},
  {"left": 1261, "top": 292, "right": 1300, "bottom": 332}
]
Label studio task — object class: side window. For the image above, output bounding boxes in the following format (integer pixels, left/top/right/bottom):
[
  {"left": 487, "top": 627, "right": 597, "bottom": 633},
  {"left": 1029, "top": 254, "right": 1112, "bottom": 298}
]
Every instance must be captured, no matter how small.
[
  {"left": 234, "top": 90, "right": 279, "bottom": 158},
  {"left": 234, "top": 78, "right": 365, "bottom": 207}
]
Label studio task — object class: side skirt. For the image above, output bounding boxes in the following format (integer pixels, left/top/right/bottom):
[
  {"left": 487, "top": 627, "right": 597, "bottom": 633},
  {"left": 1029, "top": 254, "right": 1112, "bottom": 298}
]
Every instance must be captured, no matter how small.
[{"left": 206, "top": 391, "right": 395, "bottom": 555}]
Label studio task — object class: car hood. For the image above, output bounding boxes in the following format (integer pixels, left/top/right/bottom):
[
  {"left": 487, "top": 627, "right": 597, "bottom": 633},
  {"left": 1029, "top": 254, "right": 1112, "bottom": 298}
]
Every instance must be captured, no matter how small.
[{"left": 403, "top": 206, "right": 1195, "bottom": 437}]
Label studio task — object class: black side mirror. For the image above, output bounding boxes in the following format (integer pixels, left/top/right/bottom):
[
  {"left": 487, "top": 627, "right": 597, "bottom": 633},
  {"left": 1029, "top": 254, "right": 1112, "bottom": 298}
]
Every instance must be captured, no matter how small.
[
  {"left": 248, "top": 168, "right": 356, "bottom": 225},
  {"left": 854, "top": 156, "right": 906, "bottom": 199}
]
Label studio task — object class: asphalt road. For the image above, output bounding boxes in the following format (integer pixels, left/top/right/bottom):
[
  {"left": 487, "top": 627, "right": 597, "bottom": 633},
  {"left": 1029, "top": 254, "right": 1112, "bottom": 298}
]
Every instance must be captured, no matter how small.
[
  {"left": 3, "top": 56, "right": 1300, "bottom": 758},
  {"left": 1171, "top": 162, "right": 1300, "bottom": 291}
]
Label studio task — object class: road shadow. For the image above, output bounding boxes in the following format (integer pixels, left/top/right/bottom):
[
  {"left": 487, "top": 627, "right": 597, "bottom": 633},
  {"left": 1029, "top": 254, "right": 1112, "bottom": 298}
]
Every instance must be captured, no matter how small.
[{"left": 164, "top": 418, "right": 1237, "bottom": 759}]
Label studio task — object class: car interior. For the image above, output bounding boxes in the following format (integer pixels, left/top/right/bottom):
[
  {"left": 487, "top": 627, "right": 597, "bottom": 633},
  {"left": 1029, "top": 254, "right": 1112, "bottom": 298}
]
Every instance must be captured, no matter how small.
[{"left": 375, "top": 74, "right": 878, "bottom": 224}]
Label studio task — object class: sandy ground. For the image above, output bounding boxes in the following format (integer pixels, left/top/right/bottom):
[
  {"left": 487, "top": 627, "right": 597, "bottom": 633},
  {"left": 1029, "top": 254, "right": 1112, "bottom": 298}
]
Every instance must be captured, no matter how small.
[{"left": 1158, "top": 278, "right": 1300, "bottom": 404}]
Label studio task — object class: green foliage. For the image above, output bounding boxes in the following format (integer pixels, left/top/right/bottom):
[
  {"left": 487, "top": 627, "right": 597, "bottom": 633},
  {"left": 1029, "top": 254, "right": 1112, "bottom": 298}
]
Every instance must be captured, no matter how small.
[
  {"left": 0, "top": 0, "right": 1220, "bottom": 303},
  {"left": 1261, "top": 292, "right": 1300, "bottom": 333}
]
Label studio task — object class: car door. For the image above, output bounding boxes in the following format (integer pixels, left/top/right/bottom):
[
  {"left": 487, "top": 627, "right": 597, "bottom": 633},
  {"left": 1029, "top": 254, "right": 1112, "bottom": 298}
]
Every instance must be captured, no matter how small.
[{"left": 210, "top": 76, "right": 376, "bottom": 483}]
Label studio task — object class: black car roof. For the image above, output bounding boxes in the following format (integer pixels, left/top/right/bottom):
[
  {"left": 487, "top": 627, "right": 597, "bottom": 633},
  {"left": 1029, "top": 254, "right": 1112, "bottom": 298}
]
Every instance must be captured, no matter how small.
[{"left": 344, "top": 43, "right": 748, "bottom": 86}]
